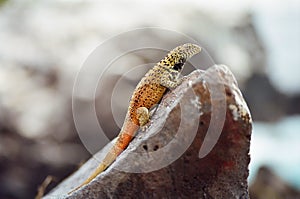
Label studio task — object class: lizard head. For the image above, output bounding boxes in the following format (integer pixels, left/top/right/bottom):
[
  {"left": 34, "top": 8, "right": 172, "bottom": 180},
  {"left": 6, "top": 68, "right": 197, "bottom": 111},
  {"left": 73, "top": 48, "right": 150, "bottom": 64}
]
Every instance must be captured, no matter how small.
[{"left": 160, "top": 43, "right": 201, "bottom": 72}]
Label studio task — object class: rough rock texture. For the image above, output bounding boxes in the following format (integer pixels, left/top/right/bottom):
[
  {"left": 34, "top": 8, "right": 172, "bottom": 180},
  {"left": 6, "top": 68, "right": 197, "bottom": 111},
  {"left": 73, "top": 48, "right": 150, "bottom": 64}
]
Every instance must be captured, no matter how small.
[{"left": 44, "top": 65, "right": 252, "bottom": 199}]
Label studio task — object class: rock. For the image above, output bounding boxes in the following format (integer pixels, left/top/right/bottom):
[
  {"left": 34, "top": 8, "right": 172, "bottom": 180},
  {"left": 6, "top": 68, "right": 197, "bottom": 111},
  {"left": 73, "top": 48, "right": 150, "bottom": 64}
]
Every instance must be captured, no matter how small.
[
  {"left": 250, "top": 166, "right": 300, "bottom": 199},
  {"left": 44, "top": 65, "right": 252, "bottom": 199}
]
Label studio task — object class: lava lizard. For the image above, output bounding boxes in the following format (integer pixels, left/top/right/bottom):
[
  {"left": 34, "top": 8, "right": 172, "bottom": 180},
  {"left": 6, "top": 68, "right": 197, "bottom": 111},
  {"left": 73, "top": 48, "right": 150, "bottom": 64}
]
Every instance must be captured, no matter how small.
[{"left": 69, "top": 43, "right": 201, "bottom": 194}]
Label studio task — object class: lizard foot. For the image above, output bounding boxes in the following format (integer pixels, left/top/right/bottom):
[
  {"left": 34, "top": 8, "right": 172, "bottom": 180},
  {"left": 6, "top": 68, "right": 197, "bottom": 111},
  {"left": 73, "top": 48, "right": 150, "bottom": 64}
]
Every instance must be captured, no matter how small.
[{"left": 136, "top": 107, "right": 150, "bottom": 129}]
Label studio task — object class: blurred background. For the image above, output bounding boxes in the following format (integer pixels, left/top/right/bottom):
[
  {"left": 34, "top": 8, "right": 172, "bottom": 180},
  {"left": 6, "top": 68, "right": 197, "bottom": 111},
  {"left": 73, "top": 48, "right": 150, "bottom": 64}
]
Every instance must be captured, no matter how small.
[{"left": 0, "top": 0, "right": 299, "bottom": 198}]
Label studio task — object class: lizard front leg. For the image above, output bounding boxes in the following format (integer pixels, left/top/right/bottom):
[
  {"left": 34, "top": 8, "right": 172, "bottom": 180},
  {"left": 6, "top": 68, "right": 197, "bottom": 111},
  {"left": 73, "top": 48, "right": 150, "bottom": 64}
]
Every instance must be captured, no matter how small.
[
  {"left": 136, "top": 107, "right": 150, "bottom": 131},
  {"left": 160, "top": 70, "right": 183, "bottom": 89}
]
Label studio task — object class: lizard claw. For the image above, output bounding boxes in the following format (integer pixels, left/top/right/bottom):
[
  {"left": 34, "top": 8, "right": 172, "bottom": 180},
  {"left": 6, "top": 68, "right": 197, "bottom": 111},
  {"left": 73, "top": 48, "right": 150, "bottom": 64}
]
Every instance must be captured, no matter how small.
[{"left": 140, "top": 122, "right": 151, "bottom": 131}]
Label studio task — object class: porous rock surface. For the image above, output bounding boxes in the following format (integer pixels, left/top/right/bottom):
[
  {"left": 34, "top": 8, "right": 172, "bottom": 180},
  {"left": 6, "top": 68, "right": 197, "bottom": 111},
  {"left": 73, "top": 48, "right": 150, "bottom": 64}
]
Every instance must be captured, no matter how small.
[{"left": 44, "top": 65, "right": 252, "bottom": 199}]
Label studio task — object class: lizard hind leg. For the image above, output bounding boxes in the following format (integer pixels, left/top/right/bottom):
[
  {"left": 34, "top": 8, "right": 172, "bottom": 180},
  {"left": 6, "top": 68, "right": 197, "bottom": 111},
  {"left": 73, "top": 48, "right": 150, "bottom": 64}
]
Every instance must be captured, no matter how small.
[{"left": 136, "top": 107, "right": 150, "bottom": 131}]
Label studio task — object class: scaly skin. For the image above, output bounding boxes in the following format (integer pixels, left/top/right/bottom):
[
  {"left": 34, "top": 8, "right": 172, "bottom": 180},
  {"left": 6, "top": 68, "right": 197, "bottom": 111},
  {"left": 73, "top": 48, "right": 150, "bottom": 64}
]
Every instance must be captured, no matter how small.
[{"left": 69, "top": 43, "right": 201, "bottom": 194}]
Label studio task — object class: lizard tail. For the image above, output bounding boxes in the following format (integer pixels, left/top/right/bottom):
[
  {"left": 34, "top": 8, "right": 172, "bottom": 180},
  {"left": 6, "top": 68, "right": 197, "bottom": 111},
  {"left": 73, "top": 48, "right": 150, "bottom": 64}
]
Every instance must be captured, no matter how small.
[
  {"left": 68, "top": 163, "right": 107, "bottom": 194},
  {"left": 68, "top": 122, "right": 139, "bottom": 194}
]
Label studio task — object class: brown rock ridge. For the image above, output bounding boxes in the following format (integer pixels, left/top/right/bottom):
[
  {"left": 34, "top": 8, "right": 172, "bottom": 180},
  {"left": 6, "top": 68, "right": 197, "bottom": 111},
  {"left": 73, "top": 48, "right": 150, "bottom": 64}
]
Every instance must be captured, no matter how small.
[{"left": 44, "top": 65, "right": 252, "bottom": 199}]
